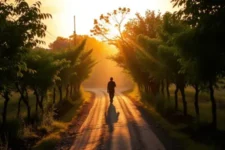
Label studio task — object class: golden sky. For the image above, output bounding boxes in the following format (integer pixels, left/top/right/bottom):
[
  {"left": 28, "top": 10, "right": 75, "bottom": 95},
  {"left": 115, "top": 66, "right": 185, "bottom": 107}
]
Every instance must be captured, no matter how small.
[{"left": 27, "top": 0, "right": 175, "bottom": 47}]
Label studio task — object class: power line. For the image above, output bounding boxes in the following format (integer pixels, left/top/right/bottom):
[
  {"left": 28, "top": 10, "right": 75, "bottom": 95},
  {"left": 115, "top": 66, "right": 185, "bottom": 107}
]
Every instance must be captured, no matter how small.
[
  {"left": 45, "top": 34, "right": 56, "bottom": 41},
  {"left": 46, "top": 30, "right": 57, "bottom": 39}
]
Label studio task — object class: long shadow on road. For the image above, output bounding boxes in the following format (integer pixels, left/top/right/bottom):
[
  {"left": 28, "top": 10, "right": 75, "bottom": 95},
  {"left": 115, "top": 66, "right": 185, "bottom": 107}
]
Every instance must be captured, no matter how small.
[{"left": 105, "top": 103, "right": 120, "bottom": 132}]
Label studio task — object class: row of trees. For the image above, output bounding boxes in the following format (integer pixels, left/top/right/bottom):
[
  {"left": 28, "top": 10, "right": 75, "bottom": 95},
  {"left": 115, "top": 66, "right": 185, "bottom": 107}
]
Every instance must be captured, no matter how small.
[
  {"left": 0, "top": 0, "right": 95, "bottom": 133},
  {"left": 91, "top": 1, "right": 225, "bottom": 129}
]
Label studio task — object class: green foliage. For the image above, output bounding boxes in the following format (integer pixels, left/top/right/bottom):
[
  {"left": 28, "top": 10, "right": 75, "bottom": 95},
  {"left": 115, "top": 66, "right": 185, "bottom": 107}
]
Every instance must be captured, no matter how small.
[
  {"left": 0, "top": 0, "right": 52, "bottom": 92},
  {"left": 0, "top": 1, "right": 95, "bottom": 149},
  {"left": 91, "top": 2, "right": 225, "bottom": 132},
  {"left": 171, "top": 0, "right": 225, "bottom": 26},
  {"left": 25, "top": 49, "right": 68, "bottom": 93},
  {"left": 124, "top": 10, "right": 162, "bottom": 40},
  {"left": 0, "top": 0, "right": 51, "bottom": 133},
  {"left": 49, "top": 37, "right": 71, "bottom": 50}
]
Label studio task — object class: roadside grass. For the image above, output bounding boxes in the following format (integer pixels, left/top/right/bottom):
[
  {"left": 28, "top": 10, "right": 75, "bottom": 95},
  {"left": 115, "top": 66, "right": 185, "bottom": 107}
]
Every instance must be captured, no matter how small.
[
  {"left": 169, "top": 85, "right": 225, "bottom": 131},
  {"left": 58, "top": 88, "right": 92, "bottom": 122},
  {"left": 0, "top": 88, "right": 92, "bottom": 150},
  {"left": 124, "top": 85, "right": 225, "bottom": 150},
  {"left": 32, "top": 132, "right": 61, "bottom": 150},
  {"left": 32, "top": 88, "right": 93, "bottom": 150},
  {"left": 31, "top": 120, "right": 68, "bottom": 150}
]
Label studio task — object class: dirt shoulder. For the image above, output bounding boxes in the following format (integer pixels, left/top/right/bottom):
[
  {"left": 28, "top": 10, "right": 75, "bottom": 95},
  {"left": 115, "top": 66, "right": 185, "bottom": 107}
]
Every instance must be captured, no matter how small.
[{"left": 55, "top": 91, "right": 96, "bottom": 150}]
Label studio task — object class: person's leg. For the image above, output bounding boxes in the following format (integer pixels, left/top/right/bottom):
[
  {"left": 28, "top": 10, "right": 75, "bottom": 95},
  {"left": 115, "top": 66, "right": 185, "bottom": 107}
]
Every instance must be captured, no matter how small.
[
  {"left": 112, "top": 92, "right": 115, "bottom": 102},
  {"left": 109, "top": 92, "right": 113, "bottom": 103},
  {"left": 109, "top": 92, "right": 115, "bottom": 103}
]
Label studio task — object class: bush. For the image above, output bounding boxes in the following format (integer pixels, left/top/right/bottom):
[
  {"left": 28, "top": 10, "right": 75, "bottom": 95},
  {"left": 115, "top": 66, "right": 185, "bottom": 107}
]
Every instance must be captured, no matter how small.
[{"left": 18, "top": 124, "right": 38, "bottom": 140}]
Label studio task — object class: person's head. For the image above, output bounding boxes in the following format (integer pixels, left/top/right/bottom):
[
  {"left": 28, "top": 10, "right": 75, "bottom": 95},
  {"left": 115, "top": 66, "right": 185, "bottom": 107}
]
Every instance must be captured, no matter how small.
[{"left": 110, "top": 77, "right": 113, "bottom": 81}]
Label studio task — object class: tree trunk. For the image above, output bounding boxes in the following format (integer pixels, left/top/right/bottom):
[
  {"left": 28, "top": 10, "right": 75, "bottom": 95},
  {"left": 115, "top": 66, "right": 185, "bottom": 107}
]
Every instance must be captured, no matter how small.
[
  {"left": 53, "top": 87, "right": 56, "bottom": 104},
  {"left": 34, "top": 89, "right": 39, "bottom": 113},
  {"left": 1, "top": 91, "right": 10, "bottom": 128},
  {"left": 58, "top": 85, "right": 63, "bottom": 102},
  {"left": 23, "top": 89, "right": 31, "bottom": 122},
  {"left": 66, "top": 84, "right": 69, "bottom": 100},
  {"left": 17, "top": 97, "right": 22, "bottom": 117},
  {"left": 23, "top": 98, "right": 31, "bottom": 122},
  {"left": 39, "top": 95, "right": 44, "bottom": 113},
  {"left": 70, "top": 85, "right": 73, "bottom": 97},
  {"left": 166, "top": 78, "right": 170, "bottom": 100},
  {"left": 161, "top": 79, "right": 165, "bottom": 95},
  {"left": 78, "top": 82, "right": 81, "bottom": 91},
  {"left": 209, "top": 81, "right": 217, "bottom": 129},
  {"left": 74, "top": 84, "right": 78, "bottom": 93},
  {"left": 148, "top": 83, "right": 151, "bottom": 93},
  {"left": 137, "top": 83, "right": 141, "bottom": 91},
  {"left": 144, "top": 84, "right": 148, "bottom": 93},
  {"left": 16, "top": 85, "right": 31, "bottom": 121},
  {"left": 74, "top": 86, "right": 76, "bottom": 94},
  {"left": 180, "top": 86, "right": 187, "bottom": 116},
  {"left": 148, "top": 84, "right": 150, "bottom": 93},
  {"left": 16, "top": 83, "right": 23, "bottom": 117},
  {"left": 17, "top": 88, "right": 31, "bottom": 122},
  {"left": 194, "top": 84, "right": 200, "bottom": 120},
  {"left": 174, "top": 86, "right": 179, "bottom": 111}
]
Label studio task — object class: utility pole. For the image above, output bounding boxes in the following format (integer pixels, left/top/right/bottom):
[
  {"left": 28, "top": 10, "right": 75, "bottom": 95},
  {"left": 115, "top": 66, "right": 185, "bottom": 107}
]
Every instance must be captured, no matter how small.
[{"left": 73, "top": 15, "right": 76, "bottom": 46}]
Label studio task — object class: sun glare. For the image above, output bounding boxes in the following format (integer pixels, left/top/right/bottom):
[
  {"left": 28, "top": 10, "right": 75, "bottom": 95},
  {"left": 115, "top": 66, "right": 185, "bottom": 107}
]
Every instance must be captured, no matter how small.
[
  {"left": 27, "top": 0, "right": 175, "bottom": 47},
  {"left": 108, "top": 26, "right": 121, "bottom": 39}
]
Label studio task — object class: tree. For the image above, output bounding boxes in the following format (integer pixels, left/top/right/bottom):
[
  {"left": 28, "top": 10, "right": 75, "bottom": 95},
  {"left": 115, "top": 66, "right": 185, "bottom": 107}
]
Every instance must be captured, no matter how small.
[
  {"left": 124, "top": 10, "right": 162, "bottom": 41},
  {"left": 172, "top": 0, "right": 225, "bottom": 128},
  {"left": 171, "top": 0, "right": 225, "bottom": 26},
  {"left": 25, "top": 49, "right": 69, "bottom": 114},
  {"left": 157, "top": 12, "right": 188, "bottom": 116},
  {"left": 49, "top": 37, "right": 71, "bottom": 51},
  {"left": 0, "top": 0, "right": 51, "bottom": 128},
  {"left": 73, "top": 49, "right": 96, "bottom": 91},
  {"left": 54, "top": 39, "right": 88, "bottom": 101},
  {"left": 91, "top": 9, "right": 165, "bottom": 95},
  {"left": 90, "top": 7, "right": 130, "bottom": 42},
  {"left": 136, "top": 35, "right": 162, "bottom": 95}
]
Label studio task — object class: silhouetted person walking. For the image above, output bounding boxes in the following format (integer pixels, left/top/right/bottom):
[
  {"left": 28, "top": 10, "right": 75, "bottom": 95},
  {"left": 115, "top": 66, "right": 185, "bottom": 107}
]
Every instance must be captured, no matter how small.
[{"left": 107, "top": 77, "right": 116, "bottom": 103}]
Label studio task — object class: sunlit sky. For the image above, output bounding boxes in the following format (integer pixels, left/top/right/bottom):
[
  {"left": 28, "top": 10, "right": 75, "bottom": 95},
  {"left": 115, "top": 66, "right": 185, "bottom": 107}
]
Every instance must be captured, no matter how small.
[{"left": 27, "top": 0, "right": 176, "bottom": 47}]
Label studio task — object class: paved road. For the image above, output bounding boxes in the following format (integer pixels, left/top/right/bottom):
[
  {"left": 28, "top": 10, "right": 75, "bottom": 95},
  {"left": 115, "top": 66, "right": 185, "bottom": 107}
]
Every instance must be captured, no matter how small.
[{"left": 70, "top": 89, "right": 166, "bottom": 150}]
